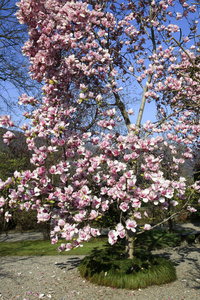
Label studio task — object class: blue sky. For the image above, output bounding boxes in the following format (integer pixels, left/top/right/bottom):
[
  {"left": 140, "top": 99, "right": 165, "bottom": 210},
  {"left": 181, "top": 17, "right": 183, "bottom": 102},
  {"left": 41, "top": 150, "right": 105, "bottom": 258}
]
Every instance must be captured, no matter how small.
[{"left": 1, "top": 0, "right": 200, "bottom": 130}]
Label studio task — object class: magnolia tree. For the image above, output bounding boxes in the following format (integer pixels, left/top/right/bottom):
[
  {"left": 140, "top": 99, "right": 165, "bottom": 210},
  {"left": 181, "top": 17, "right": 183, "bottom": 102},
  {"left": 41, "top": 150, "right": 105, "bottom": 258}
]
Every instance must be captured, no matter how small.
[{"left": 0, "top": 0, "right": 200, "bottom": 259}]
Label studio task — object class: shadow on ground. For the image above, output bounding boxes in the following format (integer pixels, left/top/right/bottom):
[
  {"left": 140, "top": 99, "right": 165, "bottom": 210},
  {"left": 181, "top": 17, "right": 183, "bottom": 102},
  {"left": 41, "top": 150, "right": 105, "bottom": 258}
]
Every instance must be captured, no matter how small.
[
  {"left": 56, "top": 256, "right": 84, "bottom": 271},
  {"left": 153, "top": 245, "right": 200, "bottom": 290}
]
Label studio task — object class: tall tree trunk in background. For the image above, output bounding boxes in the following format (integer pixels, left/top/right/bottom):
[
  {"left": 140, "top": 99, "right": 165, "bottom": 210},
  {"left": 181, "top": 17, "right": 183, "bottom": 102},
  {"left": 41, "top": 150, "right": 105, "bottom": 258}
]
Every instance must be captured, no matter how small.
[
  {"left": 42, "top": 221, "right": 51, "bottom": 241},
  {"left": 167, "top": 202, "right": 174, "bottom": 233}
]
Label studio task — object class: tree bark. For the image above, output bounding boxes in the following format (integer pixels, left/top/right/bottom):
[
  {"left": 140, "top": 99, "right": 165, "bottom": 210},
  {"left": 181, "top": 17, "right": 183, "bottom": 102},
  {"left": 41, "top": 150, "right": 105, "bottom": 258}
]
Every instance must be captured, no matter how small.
[
  {"left": 125, "top": 229, "right": 135, "bottom": 259},
  {"left": 167, "top": 202, "right": 174, "bottom": 233},
  {"left": 123, "top": 4, "right": 157, "bottom": 260}
]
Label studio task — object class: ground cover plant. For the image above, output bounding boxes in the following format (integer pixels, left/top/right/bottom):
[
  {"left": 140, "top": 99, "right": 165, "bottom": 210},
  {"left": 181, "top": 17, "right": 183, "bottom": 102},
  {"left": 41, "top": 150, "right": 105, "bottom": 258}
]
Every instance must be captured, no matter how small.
[
  {"left": 78, "top": 245, "right": 176, "bottom": 289},
  {"left": 0, "top": 0, "right": 200, "bottom": 290}
]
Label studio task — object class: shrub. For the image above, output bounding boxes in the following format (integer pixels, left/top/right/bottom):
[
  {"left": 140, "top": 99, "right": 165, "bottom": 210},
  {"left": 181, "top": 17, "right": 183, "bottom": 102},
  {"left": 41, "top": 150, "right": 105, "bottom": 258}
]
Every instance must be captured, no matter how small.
[{"left": 78, "top": 244, "right": 176, "bottom": 290}]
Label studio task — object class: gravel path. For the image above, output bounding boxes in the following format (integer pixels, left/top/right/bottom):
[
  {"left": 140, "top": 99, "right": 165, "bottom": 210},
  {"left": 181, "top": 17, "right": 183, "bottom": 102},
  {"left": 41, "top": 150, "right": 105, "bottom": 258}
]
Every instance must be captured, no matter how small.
[
  {"left": 0, "top": 245, "right": 199, "bottom": 300},
  {"left": 0, "top": 223, "right": 200, "bottom": 299}
]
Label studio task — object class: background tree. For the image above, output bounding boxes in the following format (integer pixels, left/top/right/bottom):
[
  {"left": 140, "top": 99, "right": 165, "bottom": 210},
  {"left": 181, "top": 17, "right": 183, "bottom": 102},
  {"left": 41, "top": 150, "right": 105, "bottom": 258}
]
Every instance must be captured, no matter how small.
[
  {"left": 0, "top": 0, "right": 42, "bottom": 119},
  {"left": 193, "top": 143, "right": 200, "bottom": 181},
  {"left": 0, "top": 127, "right": 34, "bottom": 232}
]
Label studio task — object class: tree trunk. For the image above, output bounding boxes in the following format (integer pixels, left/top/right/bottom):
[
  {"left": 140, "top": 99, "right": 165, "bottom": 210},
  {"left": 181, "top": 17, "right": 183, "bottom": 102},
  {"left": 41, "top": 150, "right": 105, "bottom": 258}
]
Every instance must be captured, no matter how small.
[
  {"left": 167, "top": 202, "right": 174, "bottom": 233},
  {"left": 168, "top": 217, "right": 174, "bottom": 233},
  {"left": 125, "top": 230, "right": 135, "bottom": 259},
  {"left": 42, "top": 222, "right": 51, "bottom": 241}
]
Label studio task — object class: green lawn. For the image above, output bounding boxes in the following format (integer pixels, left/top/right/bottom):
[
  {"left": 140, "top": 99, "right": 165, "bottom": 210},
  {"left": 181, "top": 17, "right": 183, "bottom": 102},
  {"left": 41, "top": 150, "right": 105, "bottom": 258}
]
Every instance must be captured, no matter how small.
[
  {"left": 0, "top": 229, "right": 184, "bottom": 256},
  {"left": 0, "top": 237, "right": 107, "bottom": 256}
]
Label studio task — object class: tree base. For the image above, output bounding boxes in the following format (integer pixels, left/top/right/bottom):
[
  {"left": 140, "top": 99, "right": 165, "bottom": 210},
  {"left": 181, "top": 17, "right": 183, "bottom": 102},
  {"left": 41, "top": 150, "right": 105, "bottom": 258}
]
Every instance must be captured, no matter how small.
[{"left": 78, "top": 247, "right": 176, "bottom": 290}]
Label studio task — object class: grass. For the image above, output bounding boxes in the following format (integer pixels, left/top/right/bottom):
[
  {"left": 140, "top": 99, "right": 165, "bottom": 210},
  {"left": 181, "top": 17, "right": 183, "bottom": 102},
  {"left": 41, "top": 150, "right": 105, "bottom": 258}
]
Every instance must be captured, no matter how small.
[
  {"left": 78, "top": 245, "right": 176, "bottom": 289},
  {"left": 0, "top": 228, "right": 188, "bottom": 256},
  {"left": 0, "top": 237, "right": 107, "bottom": 256}
]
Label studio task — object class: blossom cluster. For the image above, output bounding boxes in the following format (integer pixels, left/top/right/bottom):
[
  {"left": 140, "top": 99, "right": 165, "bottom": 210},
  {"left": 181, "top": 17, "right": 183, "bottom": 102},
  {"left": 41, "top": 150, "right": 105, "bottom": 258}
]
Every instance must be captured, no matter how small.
[{"left": 0, "top": 0, "right": 199, "bottom": 252}]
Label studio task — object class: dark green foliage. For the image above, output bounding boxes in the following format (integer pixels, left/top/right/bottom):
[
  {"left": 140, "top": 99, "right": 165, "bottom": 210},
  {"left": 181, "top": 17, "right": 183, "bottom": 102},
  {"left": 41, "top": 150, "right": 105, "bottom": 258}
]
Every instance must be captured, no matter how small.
[
  {"left": 91, "top": 206, "right": 120, "bottom": 228},
  {"left": 0, "top": 128, "right": 34, "bottom": 232},
  {"left": 78, "top": 244, "right": 176, "bottom": 289},
  {"left": 0, "top": 209, "right": 50, "bottom": 236},
  {"left": 135, "top": 229, "right": 181, "bottom": 250},
  {"left": 12, "top": 210, "right": 39, "bottom": 232},
  {"left": 0, "top": 152, "right": 26, "bottom": 180},
  {"left": 0, "top": 129, "right": 32, "bottom": 177}
]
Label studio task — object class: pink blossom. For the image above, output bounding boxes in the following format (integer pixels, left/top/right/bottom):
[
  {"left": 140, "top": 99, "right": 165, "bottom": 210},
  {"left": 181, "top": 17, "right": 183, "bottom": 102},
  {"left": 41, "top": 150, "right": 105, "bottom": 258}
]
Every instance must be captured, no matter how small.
[
  {"left": 78, "top": 229, "right": 90, "bottom": 242},
  {"left": 119, "top": 229, "right": 126, "bottom": 238},
  {"left": 37, "top": 208, "right": 51, "bottom": 222},
  {"left": 58, "top": 244, "right": 66, "bottom": 252},
  {"left": 125, "top": 219, "right": 137, "bottom": 232},
  {"left": 101, "top": 200, "right": 109, "bottom": 211},
  {"left": 0, "top": 115, "right": 14, "bottom": 127},
  {"left": 65, "top": 243, "right": 73, "bottom": 251},
  {"left": 0, "top": 197, "right": 6, "bottom": 208},
  {"left": 116, "top": 223, "right": 124, "bottom": 232},
  {"left": 89, "top": 210, "right": 98, "bottom": 220},
  {"left": 2, "top": 0, "right": 199, "bottom": 255},
  {"left": 5, "top": 211, "right": 12, "bottom": 222},
  {"left": 131, "top": 198, "right": 141, "bottom": 209},
  {"left": 91, "top": 228, "right": 100, "bottom": 237},
  {"left": 128, "top": 109, "right": 134, "bottom": 115},
  {"left": 134, "top": 211, "right": 142, "bottom": 219},
  {"left": 3, "top": 131, "right": 15, "bottom": 145},
  {"left": 58, "top": 219, "right": 65, "bottom": 226},
  {"left": 170, "top": 200, "right": 178, "bottom": 206},
  {"left": 108, "top": 230, "right": 118, "bottom": 245},
  {"left": 120, "top": 202, "right": 129, "bottom": 212},
  {"left": 187, "top": 206, "right": 197, "bottom": 213},
  {"left": 74, "top": 211, "right": 86, "bottom": 222},
  {"left": 144, "top": 224, "right": 151, "bottom": 230}
]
